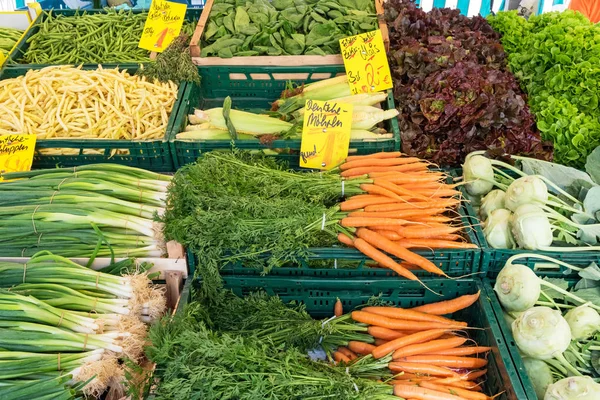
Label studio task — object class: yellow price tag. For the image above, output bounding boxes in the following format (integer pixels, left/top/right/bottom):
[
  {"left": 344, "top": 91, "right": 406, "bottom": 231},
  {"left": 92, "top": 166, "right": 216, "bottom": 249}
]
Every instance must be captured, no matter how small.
[
  {"left": 339, "top": 30, "right": 393, "bottom": 95},
  {"left": 138, "top": 0, "right": 187, "bottom": 53},
  {"left": 299, "top": 100, "right": 353, "bottom": 170},
  {"left": 0, "top": 134, "right": 36, "bottom": 175}
]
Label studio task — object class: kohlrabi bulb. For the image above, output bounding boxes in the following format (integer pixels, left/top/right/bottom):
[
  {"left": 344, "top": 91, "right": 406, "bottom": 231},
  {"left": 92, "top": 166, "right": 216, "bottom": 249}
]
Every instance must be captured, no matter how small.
[
  {"left": 484, "top": 208, "right": 516, "bottom": 249},
  {"left": 564, "top": 305, "right": 600, "bottom": 340},
  {"left": 544, "top": 376, "right": 600, "bottom": 400},
  {"left": 510, "top": 204, "right": 553, "bottom": 250},
  {"left": 523, "top": 358, "right": 553, "bottom": 400},
  {"left": 504, "top": 176, "right": 548, "bottom": 211},
  {"left": 495, "top": 263, "right": 541, "bottom": 312},
  {"left": 480, "top": 189, "right": 506, "bottom": 221},
  {"left": 463, "top": 154, "right": 494, "bottom": 196},
  {"left": 512, "top": 306, "right": 571, "bottom": 360}
]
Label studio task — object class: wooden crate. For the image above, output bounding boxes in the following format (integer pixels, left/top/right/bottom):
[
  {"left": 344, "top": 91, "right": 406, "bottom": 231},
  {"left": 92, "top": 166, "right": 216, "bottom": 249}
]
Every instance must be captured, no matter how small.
[{"left": 189, "top": 0, "right": 389, "bottom": 66}]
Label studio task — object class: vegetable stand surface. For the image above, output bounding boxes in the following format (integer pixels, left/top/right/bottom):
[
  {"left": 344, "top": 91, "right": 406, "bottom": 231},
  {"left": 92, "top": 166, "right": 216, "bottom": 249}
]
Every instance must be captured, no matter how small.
[
  {"left": 169, "top": 66, "right": 400, "bottom": 169},
  {"left": 4, "top": 9, "right": 201, "bottom": 69},
  {"left": 166, "top": 277, "right": 527, "bottom": 400},
  {"left": 0, "top": 66, "right": 184, "bottom": 171}
]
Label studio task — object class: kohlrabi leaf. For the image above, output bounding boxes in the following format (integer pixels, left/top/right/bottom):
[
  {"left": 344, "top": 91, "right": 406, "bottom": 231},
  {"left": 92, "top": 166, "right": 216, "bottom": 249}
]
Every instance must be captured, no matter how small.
[
  {"left": 566, "top": 179, "right": 596, "bottom": 203},
  {"left": 586, "top": 146, "right": 600, "bottom": 185},
  {"left": 574, "top": 278, "right": 600, "bottom": 291},
  {"left": 577, "top": 224, "right": 600, "bottom": 245},
  {"left": 578, "top": 262, "right": 600, "bottom": 281},
  {"left": 520, "top": 158, "right": 594, "bottom": 190},
  {"left": 571, "top": 287, "right": 600, "bottom": 308},
  {"left": 572, "top": 213, "right": 595, "bottom": 225},
  {"left": 540, "top": 277, "right": 570, "bottom": 301},
  {"left": 590, "top": 350, "right": 600, "bottom": 375},
  {"left": 584, "top": 187, "right": 600, "bottom": 217}
]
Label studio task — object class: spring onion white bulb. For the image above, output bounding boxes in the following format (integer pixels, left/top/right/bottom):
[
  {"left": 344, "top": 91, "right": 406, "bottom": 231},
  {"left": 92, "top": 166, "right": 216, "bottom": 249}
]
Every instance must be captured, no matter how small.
[
  {"left": 484, "top": 209, "right": 516, "bottom": 249},
  {"left": 463, "top": 154, "right": 495, "bottom": 196},
  {"left": 480, "top": 189, "right": 506, "bottom": 221},
  {"left": 564, "top": 305, "right": 600, "bottom": 340},
  {"left": 512, "top": 306, "right": 571, "bottom": 360},
  {"left": 544, "top": 376, "right": 600, "bottom": 400},
  {"left": 511, "top": 204, "right": 553, "bottom": 250},
  {"left": 504, "top": 176, "right": 549, "bottom": 211},
  {"left": 523, "top": 357, "right": 554, "bottom": 400},
  {"left": 495, "top": 263, "right": 541, "bottom": 312}
]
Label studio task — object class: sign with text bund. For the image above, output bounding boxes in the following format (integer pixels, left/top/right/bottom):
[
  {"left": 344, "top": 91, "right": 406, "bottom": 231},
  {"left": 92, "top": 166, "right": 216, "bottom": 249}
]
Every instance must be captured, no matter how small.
[
  {"left": 299, "top": 100, "right": 353, "bottom": 170},
  {"left": 138, "top": 0, "right": 187, "bottom": 53},
  {"left": 339, "top": 30, "right": 393, "bottom": 95},
  {"left": 0, "top": 134, "right": 36, "bottom": 176}
]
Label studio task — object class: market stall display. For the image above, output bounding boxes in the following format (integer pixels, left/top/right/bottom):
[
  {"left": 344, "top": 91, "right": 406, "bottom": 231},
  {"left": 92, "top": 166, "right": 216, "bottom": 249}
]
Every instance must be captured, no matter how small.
[
  {"left": 488, "top": 10, "right": 600, "bottom": 168},
  {"left": 384, "top": 0, "right": 551, "bottom": 166}
]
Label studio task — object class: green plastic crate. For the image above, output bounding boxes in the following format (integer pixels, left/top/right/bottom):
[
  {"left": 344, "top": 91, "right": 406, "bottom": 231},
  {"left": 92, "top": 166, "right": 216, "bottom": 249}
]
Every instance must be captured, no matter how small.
[
  {"left": 172, "top": 277, "right": 526, "bottom": 400},
  {"left": 169, "top": 66, "right": 401, "bottom": 169},
  {"left": 4, "top": 9, "right": 202, "bottom": 69},
  {"left": 186, "top": 200, "right": 483, "bottom": 278},
  {"left": 0, "top": 66, "right": 184, "bottom": 172}
]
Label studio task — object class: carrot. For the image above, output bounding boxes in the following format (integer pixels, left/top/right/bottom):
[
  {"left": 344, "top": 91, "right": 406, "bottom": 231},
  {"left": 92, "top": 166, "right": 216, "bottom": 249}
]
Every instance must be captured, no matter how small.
[
  {"left": 340, "top": 163, "right": 429, "bottom": 178},
  {"left": 345, "top": 151, "right": 403, "bottom": 162},
  {"left": 394, "top": 239, "right": 478, "bottom": 250},
  {"left": 367, "top": 326, "right": 407, "bottom": 340},
  {"left": 360, "top": 183, "right": 407, "bottom": 201},
  {"left": 394, "top": 226, "right": 463, "bottom": 239},
  {"left": 373, "top": 179, "right": 431, "bottom": 201},
  {"left": 435, "top": 369, "right": 488, "bottom": 383},
  {"left": 347, "top": 341, "right": 376, "bottom": 355},
  {"left": 356, "top": 228, "right": 446, "bottom": 276},
  {"left": 381, "top": 175, "right": 446, "bottom": 184},
  {"left": 347, "top": 208, "right": 447, "bottom": 219},
  {"left": 443, "top": 381, "right": 483, "bottom": 392},
  {"left": 334, "top": 298, "right": 343, "bottom": 317},
  {"left": 418, "top": 189, "right": 461, "bottom": 198},
  {"left": 337, "top": 346, "right": 358, "bottom": 360},
  {"left": 352, "top": 239, "right": 419, "bottom": 281},
  {"left": 422, "top": 346, "right": 491, "bottom": 356},
  {"left": 364, "top": 199, "right": 459, "bottom": 212},
  {"left": 353, "top": 311, "right": 464, "bottom": 333},
  {"left": 391, "top": 337, "right": 468, "bottom": 359},
  {"left": 410, "top": 216, "right": 455, "bottom": 224},
  {"left": 337, "top": 233, "right": 355, "bottom": 247},
  {"left": 390, "top": 363, "right": 460, "bottom": 378},
  {"left": 369, "top": 328, "right": 449, "bottom": 359},
  {"left": 411, "top": 291, "right": 481, "bottom": 315},
  {"left": 362, "top": 307, "right": 462, "bottom": 325},
  {"left": 400, "top": 355, "right": 488, "bottom": 369},
  {"left": 340, "top": 157, "right": 423, "bottom": 170},
  {"left": 390, "top": 374, "right": 438, "bottom": 382},
  {"left": 418, "top": 381, "right": 489, "bottom": 400},
  {"left": 333, "top": 351, "right": 350, "bottom": 363},
  {"left": 374, "top": 338, "right": 390, "bottom": 346},
  {"left": 340, "top": 196, "right": 398, "bottom": 211},
  {"left": 394, "top": 384, "right": 466, "bottom": 400},
  {"left": 375, "top": 230, "right": 404, "bottom": 241}
]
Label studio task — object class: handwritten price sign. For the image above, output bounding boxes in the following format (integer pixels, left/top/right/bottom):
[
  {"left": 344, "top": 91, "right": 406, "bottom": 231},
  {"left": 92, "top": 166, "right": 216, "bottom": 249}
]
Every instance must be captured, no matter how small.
[
  {"left": 299, "top": 100, "right": 353, "bottom": 170},
  {"left": 339, "top": 30, "right": 392, "bottom": 95},
  {"left": 0, "top": 134, "right": 36, "bottom": 177},
  {"left": 138, "top": 0, "right": 187, "bottom": 53}
]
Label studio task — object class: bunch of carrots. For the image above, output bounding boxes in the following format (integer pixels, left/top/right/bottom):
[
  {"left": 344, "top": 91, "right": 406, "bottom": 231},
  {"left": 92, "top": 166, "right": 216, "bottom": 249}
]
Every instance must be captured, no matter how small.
[
  {"left": 330, "top": 291, "right": 497, "bottom": 400},
  {"left": 335, "top": 151, "right": 477, "bottom": 281}
]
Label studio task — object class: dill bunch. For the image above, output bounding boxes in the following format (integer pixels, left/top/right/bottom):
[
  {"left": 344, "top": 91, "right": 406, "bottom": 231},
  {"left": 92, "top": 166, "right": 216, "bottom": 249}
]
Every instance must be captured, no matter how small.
[{"left": 137, "top": 35, "right": 200, "bottom": 85}]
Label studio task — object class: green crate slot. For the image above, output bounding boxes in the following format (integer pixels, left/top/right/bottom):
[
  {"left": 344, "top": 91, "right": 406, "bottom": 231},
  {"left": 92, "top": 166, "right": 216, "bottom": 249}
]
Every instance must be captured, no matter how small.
[
  {"left": 452, "top": 168, "right": 600, "bottom": 278},
  {"left": 173, "top": 277, "right": 527, "bottom": 400},
  {"left": 169, "top": 66, "right": 401, "bottom": 169},
  {"left": 186, "top": 201, "right": 482, "bottom": 278},
  {"left": 0, "top": 66, "right": 185, "bottom": 172},
  {"left": 4, "top": 9, "right": 202, "bottom": 69}
]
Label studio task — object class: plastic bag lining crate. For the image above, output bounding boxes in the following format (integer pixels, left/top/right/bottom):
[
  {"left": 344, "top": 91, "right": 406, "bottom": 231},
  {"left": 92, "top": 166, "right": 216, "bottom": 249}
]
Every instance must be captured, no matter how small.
[
  {"left": 482, "top": 278, "right": 568, "bottom": 400},
  {"left": 452, "top": 168, "right": 600, "bottom": 278},
  {"left": 174, "top": 277, "right": 527, "bottom": 400},
  {"left": 169, "top": 65, "right": 401, "bottom": 169},
  {"left": 0, "top": 65, "right": 185, "bottom": 172},
  {"left": 4, "top": 9, "right": 202, "bottom": 69},
  {"left": 186, "top": 200, "right": 483, "bottom": 278}
]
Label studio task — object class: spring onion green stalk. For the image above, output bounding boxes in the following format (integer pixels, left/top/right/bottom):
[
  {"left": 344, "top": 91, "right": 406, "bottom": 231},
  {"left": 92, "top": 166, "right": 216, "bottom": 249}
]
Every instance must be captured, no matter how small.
[
  {"left": 0, "top": 350, "right": 104, "bottom": 380},
  {"left": 0, "top": 375, "right": 78, "bottom": 400},
  {"left": 0, "top": 164, "right": 170, "bottom": 258}
]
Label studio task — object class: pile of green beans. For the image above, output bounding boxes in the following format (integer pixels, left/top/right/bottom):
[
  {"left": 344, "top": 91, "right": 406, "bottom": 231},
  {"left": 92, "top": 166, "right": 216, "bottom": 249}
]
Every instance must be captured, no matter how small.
[
  {"left": 0, "top": 27, "right": 23, "bottom": 58},
  {"left": 21, "top": 10, "right": 198, "bottom": 65}
]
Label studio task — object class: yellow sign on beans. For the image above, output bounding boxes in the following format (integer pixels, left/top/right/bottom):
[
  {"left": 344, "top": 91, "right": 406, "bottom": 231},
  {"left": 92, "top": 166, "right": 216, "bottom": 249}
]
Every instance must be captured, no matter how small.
[{"left": 139, "top": 0, "right": 188, "bottom": 53}]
